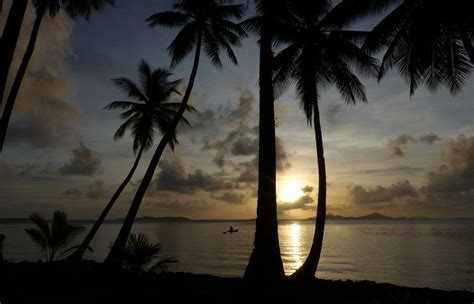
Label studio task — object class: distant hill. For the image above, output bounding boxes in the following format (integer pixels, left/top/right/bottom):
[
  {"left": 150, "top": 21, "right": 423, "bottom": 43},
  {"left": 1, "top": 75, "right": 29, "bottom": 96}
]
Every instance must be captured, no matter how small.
[{"left": 309, "top": 212, "right": 450, "bottom": 221}]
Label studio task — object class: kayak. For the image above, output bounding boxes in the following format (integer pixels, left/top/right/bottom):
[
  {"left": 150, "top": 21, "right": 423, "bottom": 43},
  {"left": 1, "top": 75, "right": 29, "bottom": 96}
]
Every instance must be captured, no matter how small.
[{"left": 222, "top": 229, "right": 239, "bottom": 234}]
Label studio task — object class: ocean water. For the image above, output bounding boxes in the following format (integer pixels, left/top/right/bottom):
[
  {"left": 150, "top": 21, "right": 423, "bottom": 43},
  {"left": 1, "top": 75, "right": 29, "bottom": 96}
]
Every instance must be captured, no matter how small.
[{"left": 1, "top": 220, "right": 473, "bottom": 291}]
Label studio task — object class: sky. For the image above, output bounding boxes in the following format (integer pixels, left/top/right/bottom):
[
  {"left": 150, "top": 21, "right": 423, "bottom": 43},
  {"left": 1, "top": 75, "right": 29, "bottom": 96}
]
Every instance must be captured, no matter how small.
[{"left": 0, "top": 0, "right": 473, "bottom": 220}]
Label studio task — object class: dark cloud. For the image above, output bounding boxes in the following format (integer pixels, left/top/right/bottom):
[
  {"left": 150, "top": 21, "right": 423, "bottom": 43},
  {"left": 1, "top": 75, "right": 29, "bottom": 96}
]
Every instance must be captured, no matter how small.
[
  {"left": 388, "top": 134, "right": 416, "bottom": 158},
  {"left": 152, "top": 199, "right": 211, "bottom": 212},
  {"left": 302, "top": 185, "right": 314, "bottom": 193},
  {"left": 422, "top": 135, "right": 473, "bottom": 194},
  {"left": 388, "top": 133, "right": 441, "bottom": 159},
  {"left": 278, "top": 195, "right": 314, "bottom": 213},
  {"left": 352, "top": 135, "right": 474, "bottom": 211},
  {"left": 59, "top": 142, "right": 101, "bottom": 176},
  {"left": 202, "top": 90, "right": 291, "bottom": 173},
  {"left": 86, "top": 181, "right": 109, "bottom": 199},
  {"left": 349, "top": 180, "right": 418, "bottom": 204},
  {"left": 62, "top": 188, "right": 82, "bottom": 197},
  {"left": 418, "top": 133, "right": 441, "bottom": 145},
  {"left": 212, "top": 191, "right": 245, "bottom": 204},
  {"left": 153, "top": 159, "right": 235, "bottom": 194}
]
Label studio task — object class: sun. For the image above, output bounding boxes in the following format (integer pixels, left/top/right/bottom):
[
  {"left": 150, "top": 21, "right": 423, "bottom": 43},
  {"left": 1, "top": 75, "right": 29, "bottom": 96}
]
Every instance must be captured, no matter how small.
[{"left": 279, "top": 180, "right": 304, "bottom": 203}]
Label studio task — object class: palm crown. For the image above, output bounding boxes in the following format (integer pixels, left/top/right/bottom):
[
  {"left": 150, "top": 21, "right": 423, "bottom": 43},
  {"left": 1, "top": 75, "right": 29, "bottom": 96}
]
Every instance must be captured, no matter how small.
[
  {"left": 273, "top": 1, "right": 378, "bottom": 123},
  {"left": 32, "top": 0, "right": 114, "bottom": 18},
  {"left": 104, "top": 60, "right": 189, "bottom": 153},
  {"left": 362, "top": 0, "right": 473, "bottom": 95},
  {"left": 147, "top": 0, "right": 247, "bottom": 68}
]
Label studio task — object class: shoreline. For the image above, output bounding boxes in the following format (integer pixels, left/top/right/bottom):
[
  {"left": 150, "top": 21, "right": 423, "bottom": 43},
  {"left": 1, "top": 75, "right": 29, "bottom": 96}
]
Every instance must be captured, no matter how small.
[{"left": 1, "top": 261, "right": 473, "bottom": 303}]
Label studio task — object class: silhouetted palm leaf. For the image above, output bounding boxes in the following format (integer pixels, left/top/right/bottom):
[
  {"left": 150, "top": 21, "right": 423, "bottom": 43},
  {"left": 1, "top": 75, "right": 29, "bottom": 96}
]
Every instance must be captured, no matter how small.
[{"left": 25, "top": 211, "right": 84, "bottom": 262}]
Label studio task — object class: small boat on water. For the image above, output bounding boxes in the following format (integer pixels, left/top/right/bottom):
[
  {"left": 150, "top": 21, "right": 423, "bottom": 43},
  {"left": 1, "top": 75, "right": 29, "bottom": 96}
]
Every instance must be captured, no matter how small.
[{"left": 223, "top": 226, "right": 239, "bottom": 234}]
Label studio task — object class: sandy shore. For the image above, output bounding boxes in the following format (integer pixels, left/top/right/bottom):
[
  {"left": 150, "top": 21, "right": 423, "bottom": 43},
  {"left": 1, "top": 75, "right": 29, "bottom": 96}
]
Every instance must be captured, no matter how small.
[{"left": 1, "top": 261, "right": 473, "bottom": 303}]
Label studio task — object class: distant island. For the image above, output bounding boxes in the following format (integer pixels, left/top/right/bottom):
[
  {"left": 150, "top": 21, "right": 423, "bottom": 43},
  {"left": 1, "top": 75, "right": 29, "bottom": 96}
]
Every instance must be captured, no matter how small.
[{"left": 307, "top": 212, "right": 473, "bottom": 221}]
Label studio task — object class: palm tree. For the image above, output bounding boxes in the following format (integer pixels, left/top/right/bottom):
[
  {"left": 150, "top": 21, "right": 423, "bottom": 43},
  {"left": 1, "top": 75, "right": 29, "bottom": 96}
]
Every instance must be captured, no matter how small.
[
  {"left": 66, "top": 60, "right": 186, "bottom": 262},
  {"left": 272, "top": 0, "right": 378, "bottom": 279},
  {"left": 0, "top": 0, "right": 28, "bottom": 106},
  {"left": 334, "top": 0, "right": 473, "bottom": 95},
  {"left": 25, "top": 211, "right": 84, "bottom": 262},
  {"left": 105, "top": 0, "right": 246, "bottom": 265},
  {"left": 0, "top": 0, "right": 114, "bottom": 151},
  {"left": 122, "top": 233, "right": 178, "bottom": 273},
  {"left": 240, "top": 0, "right": 288, "bottom": 281}
]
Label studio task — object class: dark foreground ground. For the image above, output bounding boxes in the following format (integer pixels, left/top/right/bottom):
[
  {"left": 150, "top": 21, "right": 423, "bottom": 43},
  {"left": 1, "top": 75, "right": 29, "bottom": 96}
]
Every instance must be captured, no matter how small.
[{"left": 0, "top": 261, "right": 473, "bottom": 303}]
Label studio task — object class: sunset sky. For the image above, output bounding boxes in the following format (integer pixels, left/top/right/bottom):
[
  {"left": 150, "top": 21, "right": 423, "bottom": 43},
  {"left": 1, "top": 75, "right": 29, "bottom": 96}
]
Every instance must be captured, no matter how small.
[{"left": 0, "top": 0, "right": 473, "bottom": 220}]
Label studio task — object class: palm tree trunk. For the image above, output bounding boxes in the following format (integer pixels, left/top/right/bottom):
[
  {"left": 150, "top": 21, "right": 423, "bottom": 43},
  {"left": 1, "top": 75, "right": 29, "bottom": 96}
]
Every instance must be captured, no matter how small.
[
  {"left": 105, "top": 30, "right": 203, "bottom": 265},
  {"left": 0, "top": 5, "right": 45, "bottom": 151},
  {"left": 290, "top": 102, "right": 326, "bottom": 279},
  {"left": 0, "top": 0, "right": 28, "bottom": 106},
  {"left": 460, "top": 30, "right": 474, "bottom": 64},
  {"left": 244, "top": 10, "right": 285, "bottom": 281},
  {"left": 66, "top": 145, "right": 145, "bottom": 262}
]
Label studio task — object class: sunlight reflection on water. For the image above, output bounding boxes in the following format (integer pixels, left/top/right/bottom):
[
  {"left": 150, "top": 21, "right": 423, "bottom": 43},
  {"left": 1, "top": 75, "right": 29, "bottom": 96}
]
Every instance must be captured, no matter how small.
[{"left": 2, "top": 220, "right": 473, "bottom": 291}]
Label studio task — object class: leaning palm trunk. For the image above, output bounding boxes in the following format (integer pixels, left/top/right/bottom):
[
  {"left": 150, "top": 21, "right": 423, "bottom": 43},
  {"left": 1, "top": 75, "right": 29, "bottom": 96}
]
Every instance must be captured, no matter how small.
[
  {"left": 291, "top": 102, "right": 326, "bottom": 279},
  {"left": 0, "top": 0, "right": 28, "bottom": 106},
  {"left": 66, "top": 145, "right": 145, "bottom": 262},
  {"left": 244, "top": 14, "right": 285, "bottom": 281},
  {"left": 105, "top": 31, "right": 202, "bottom": 265},
  {"left": 0, "top": 5, "right": 45, "bottom": 151}
]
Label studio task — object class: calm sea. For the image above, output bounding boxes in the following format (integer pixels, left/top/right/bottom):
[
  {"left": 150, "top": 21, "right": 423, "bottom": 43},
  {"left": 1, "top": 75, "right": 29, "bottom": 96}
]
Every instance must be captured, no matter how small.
[{"left": 1, "top": 220, "right": 473, "bottom": 291}]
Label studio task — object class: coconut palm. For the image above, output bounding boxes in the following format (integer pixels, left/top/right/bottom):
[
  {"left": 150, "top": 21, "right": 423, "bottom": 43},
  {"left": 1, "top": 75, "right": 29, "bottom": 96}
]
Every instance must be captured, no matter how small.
[
  {"left": 272, "top": 0, "right": 378, "bottom": 279},
  {"left": 25, "top": 211, "right": 84, "bottom": 262},
  {"left": 240, "top": 0, "right": 288, "bottom": 281},
  {"left": 0, "top": 0, "right": 114, "bottom": 151},
  {"left": 67, "top": 60, "right": 187, "bottom": 262},
  {"left": 0, "top": 0, "right": 28, "bottom": 106},
  {"left": 105, "top": 0, "right": 246, "bottom": 264},
  {"left": 122, "top": 233, "right": 178, "bottom": 273},
  {"left": 362, "top": 0, "right": 473, "bottom": 95}
]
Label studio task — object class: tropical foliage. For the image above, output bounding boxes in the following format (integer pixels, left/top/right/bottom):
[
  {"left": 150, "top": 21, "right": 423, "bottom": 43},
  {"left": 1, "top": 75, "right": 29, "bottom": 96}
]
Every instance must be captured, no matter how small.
[
  {"left": 122, "top": 233, "right": 177, "bottom": 273},
  {"left": 25, "top": 211, "right": 85, "bottom": 262}
]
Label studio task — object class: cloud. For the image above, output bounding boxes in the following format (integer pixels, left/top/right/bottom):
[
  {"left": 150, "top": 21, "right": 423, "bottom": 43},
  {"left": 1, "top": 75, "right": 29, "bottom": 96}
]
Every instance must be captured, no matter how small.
[
  {"left": 86, "top": 181, "right": 109, "bottom": 199},
  {"left": 302, "top": 185, "right": 314, "bottom": 193},
  {"left": 202, "top": 90, "right": 291, "bottom": 172},
  {"left": 418, "top": 133, "right": 441, "bottom": 144},
  {"left": 351, "top": 135, "right": 473, "bottom": 212},
  {"left": 1, "top": 3, "right": 81, "bottom": 148},
  {"left": 388, "top": 133, "right": 441, "bottom": 158},
  {"left": 152, "top": 158, "right": 235, "bottom": 194},
  {"left": 59, "top": 142, "right": 101, "bottom": 176},
  {"left": 151, "top": 199, "right": 211, "bottom": 213},
  {"left": 278, "top": 195, "right": 314, "bottom": 213},
  {"left": 212, "top": 191, "right": 245, "bottom": 204},
  {"left": 422, "top": 135, "right": 473, "bottom": 194},
  {"left": 62, "top": 188, "right": 82, "bottom": 197},
  {"left": 348, "top": 180, "right": 418, "bottom": 204}
]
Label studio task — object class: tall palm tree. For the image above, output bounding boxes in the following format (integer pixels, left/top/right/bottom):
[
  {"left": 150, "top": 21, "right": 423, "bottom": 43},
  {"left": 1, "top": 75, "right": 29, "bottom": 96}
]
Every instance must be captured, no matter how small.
[
  {"left": 0, "top": 0, "right": 114, "bottom": 151},
  {"left": 272, "top": 0, "right": 378, "bottom": 279},
  {"left": 67, "top": 60, "right": 186, "bottom": 262},
  {"left": 25, "top": 211, "right": 84, "bottom": 262},
  {"left": 240, "top": 0, "right": 288, "bottom": 281},
  {"left": 362, "top": 0, "right": 473, "bottom": 95},
  {"left": 0, "top": 0, "right": 28, "bottom": 106},
  {"left": 105, "top": 0, "right": 246, "bottom": 265}
]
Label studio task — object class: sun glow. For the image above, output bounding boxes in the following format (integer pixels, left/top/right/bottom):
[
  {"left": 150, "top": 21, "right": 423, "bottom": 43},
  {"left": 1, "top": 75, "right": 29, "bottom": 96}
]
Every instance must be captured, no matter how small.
[{"left": 279, "top": 180, "right": 304, "bottom": 202}]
